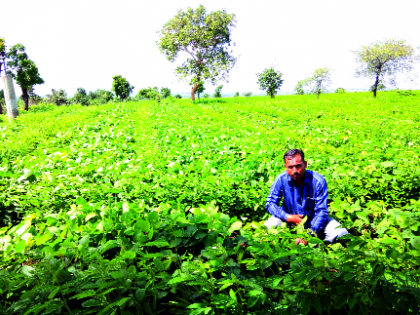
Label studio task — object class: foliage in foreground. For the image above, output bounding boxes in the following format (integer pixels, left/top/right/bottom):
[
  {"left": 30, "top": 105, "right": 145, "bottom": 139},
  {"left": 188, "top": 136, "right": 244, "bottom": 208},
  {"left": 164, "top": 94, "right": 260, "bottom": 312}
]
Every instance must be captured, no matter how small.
[{"left": 1, "top": 201, "right": 419, "bottom": 314}]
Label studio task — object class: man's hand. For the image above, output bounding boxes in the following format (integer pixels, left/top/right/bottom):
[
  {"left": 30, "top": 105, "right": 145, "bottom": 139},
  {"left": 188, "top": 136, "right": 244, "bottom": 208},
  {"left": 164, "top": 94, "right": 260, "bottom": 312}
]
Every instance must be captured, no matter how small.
[
  {"left": 295, "top": 238, "right": 308, "bottom": 246},
  {"left": 286, "top": 214, "right": 304, "bottom": 225}
]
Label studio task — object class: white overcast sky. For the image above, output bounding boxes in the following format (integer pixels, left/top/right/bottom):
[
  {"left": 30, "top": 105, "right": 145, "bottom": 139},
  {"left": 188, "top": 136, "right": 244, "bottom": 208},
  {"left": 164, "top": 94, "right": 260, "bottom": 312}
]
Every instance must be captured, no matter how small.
[{"left": 1, "top": 0, "right": 420, "bottom": 96}]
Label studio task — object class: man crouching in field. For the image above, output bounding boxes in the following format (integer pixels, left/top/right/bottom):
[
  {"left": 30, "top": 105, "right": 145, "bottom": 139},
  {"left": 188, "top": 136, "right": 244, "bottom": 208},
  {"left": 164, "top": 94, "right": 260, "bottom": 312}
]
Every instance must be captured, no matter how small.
[{"left": 265, "top": 149, "right": 348, "bottom": 244}]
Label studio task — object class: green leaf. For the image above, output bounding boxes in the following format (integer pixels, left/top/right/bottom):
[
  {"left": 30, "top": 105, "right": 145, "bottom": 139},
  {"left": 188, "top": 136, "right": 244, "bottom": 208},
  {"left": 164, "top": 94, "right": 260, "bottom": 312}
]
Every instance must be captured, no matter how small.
[
  {"left": 228, "top": 221, "right": 242, "bottom": 234},
  {"left": 48, "top": 287, "right": 60, "bottom": 299},
  {"left": 21, "top": 265, "right": 35, "bottom": 277},
  {"left": 135, "top": 289, "right": 146, "bottom": 302},
  {"left": 344, "top": 273, "right": 356, "bottom": 281},
  {"left": 312, "top": 296, "right": 322, "bottom": 314},
  {"left": 35, "top": 233, "right": 53, "bottom": 245},
  {"left": 229, "top": 289, "right": 237, "bottom": 303},
  {"left": 410, "top": 236, "right": 420, "bottom": 250},
  {"left": 15, "top": 240, "right": 26, "bottom": 254},
  {"left": 70, "top": 290, "right": 96, "bottom": 300},
  {"left": 122, "top": 251, "right": 136, "bottom": 259},
  {"left": 82, "top": 299, "right": 101, "bottom": 307},
  {"left": 110, "top": 271, "right": 124, "bottom": 279}
]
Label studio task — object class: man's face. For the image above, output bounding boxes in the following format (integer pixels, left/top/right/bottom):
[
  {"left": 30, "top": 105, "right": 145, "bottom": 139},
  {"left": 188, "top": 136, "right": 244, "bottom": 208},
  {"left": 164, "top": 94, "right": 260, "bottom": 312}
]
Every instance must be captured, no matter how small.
[{"left": 284, "top": 154, "right": 307, "bottom": 183}]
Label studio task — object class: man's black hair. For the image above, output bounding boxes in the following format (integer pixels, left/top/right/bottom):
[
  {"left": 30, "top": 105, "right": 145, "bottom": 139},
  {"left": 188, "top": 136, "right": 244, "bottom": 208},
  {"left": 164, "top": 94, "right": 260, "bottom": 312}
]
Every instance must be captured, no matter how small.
[{"left": 283, "top": 149, "right": 305, "bottom": 162}]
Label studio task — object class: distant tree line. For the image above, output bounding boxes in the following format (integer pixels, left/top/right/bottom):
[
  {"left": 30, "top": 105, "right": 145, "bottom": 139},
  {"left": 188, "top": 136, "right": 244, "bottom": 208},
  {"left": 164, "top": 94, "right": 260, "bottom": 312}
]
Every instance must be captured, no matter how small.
[{"left": 1, "top": 13, "right": 419, "bottom": 117}]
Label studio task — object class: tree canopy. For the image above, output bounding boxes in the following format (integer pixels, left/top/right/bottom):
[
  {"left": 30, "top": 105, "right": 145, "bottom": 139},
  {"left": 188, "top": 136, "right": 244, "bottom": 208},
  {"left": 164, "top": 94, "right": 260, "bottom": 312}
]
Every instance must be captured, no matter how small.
[
  {"left": 353, "top": 39, "right": 419, "bottom": 97},
  {"left": 213, "top": 85, "right": 223, "bottom": 98},
  {"left": 46, "top": 89, "right": 67, "bottom": 106},
  {"left": 73, "top": 88, "right": 90, "bottom": 106},
  {"left": 295, "top": 68, "right": 332, "bottom": 98},
  {"left": 160, "top": 87, "right": 171, "bottom": 99},
  {"left": 112, "top": 75, "right": 134, "bottom": 101},
  {"left": 6, "top": 44, "right": 44, "bottom": 110},
  {"left": 256, "top": 68, "right": 284, "bottom": 98},
  {"left": 157, "top": 5, "right": 236, "bottom": 101},
  {"left": 0, "top": 38, "right": 5, "bottom": 74}
]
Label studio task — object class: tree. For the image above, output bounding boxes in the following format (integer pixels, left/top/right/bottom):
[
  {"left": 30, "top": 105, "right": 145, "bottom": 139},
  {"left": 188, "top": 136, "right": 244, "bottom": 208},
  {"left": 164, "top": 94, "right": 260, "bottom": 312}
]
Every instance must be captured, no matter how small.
[
  {"left": 233, "top": 92, "right": 239, "bottom": 97},
  {"left": 190, "top": 79, "right": 205, "bottom": 99},
  {"left": 6, "top": 44, "right": 44, "bottom": 111},
  {"left": 112, "top": 75, "right": 134, "bottom": 101},
  {"left": 174, "top": 94, "right": 182, "bottom": 99},
  {"left": 137, "top": 88, "right": 153, "bottom": 100},
  {"left": 202, "top": 93, "right": 209, "bottom": 98},
  {"left": 0, "top": 38, "right": 5, "bottom": 74},
  {"left": 46, "top": 89, "right": 67, "bottom": 106},
  {"left": 335, "top": 87, "right": 346, "bottom": 93},
  {"left": 256, "top": 68, "right": 284, "bottom": 98},
  {"left": 243, "top": 92, "right": 252, "bottom": 97},
  {"left": 158, "top": 5, "right": 237, "bottom": 102},
  {"left": 137, "top": 87, "right": 160, "bottom": 102},
  {"left": 89, "top": 89, "right": 114, "bottom": 104},
  {"left": 213, "top": 85, "right": 223, "bottom": 98},
  {"left": 294, "top": 79, "right": 308, "bottom": 95},
  {"left": 73, "top": 88, "right": 90, "bottom": 106},
  {"left": 297, "top": 68, "right": 332, "bottom": 98},
  {"left": 353, "top": 39, "right": 419, "bottom": 97},
  {"left": 161, "top": 87, "right": 171, "bottom": 98}
]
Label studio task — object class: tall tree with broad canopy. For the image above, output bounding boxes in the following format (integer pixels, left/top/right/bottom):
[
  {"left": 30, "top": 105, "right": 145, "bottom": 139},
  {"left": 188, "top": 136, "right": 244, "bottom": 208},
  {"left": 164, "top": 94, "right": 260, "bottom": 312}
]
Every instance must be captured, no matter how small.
[
  {"left": 256, "top": 68, "right": 284, "bottom": 98},
  {"left": 112, "top": 75, "right": 134, "bottom": 101},
  {"left": 353, "top": 39, "right": 419, "bottom": 97},
  {"left": 157, "top": 5, "right": 237, "bottom": 102},
  {"left": 6, "top": 44, "right": 44, "bottom": 111}
]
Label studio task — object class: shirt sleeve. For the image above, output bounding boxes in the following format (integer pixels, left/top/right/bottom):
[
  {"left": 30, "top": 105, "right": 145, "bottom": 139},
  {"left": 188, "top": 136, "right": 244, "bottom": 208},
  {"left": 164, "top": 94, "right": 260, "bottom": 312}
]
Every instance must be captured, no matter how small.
[
  {"left": 310, "top": 177, "right": 329, "bottom": 235},
  {"left": 266, "top": 176, "right": 289, "bottom": 221}
]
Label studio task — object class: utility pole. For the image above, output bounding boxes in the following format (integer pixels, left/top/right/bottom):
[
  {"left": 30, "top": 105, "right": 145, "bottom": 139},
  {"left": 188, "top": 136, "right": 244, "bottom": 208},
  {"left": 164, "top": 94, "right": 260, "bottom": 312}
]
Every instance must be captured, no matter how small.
[{"left": 0, "top": 41, "right": 19, "bottom": 120}]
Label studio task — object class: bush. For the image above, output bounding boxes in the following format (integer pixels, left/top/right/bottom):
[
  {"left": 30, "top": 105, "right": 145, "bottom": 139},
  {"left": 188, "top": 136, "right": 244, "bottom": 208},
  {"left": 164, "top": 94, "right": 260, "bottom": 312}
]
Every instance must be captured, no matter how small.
[
  {"left": 243, "top": 92, "right": 252, "bottom": 97},
  {"left": 46, "top": 89, "right": 68, "bottom": 106},
  {"left": 202, "top": 93, "right": 209, "bottom": 98},
  {"left": 335, "top": 87, "right": 346, "bottom": 93},
  {"left": 234, "top": 92, "right": 239, "bottom": 97},
  {"left": 174, "top": 94, "right": 182, "bottom": 99},
  {"left": 397, "top": 89, "right": 416, "bottom": 97}
]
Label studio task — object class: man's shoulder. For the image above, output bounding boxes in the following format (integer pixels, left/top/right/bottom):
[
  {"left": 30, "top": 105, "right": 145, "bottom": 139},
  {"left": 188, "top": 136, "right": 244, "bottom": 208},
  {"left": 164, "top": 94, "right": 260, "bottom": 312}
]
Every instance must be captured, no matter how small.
[{"left": 306, "top": 170, "right": 327, "bottom": 186}]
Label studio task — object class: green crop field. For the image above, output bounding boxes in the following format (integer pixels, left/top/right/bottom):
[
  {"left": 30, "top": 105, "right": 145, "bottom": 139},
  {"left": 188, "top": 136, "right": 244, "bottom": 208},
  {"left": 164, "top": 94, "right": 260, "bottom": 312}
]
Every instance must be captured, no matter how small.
[{"left": 1, "top": 91, "right": 420, "bottom": 314}]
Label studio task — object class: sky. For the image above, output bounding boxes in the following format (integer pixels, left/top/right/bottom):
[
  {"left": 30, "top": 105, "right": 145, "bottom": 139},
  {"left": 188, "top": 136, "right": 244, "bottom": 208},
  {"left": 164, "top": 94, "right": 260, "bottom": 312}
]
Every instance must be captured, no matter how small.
[{"left": 1, "top": 0, "right": 420, "bottom": 97}]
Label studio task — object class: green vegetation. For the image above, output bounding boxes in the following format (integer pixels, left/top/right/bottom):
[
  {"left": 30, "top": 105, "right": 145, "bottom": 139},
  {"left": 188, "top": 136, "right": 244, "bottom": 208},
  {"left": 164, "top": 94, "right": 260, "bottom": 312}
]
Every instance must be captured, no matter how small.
[
  {"left": 256, "top": 68, "right": 284, "bottom": 98},
  {"left": 295, "top": 68, "right": 332, "bottom": 98},
  {"left": 112, "top": 75, "right": 134, "bottom": 101},
  {"left": 0, "top": 91, "right": 420, "bottom": 314},
  {"left": 46, "top": 89, "right": 68, "bottom": 106}
]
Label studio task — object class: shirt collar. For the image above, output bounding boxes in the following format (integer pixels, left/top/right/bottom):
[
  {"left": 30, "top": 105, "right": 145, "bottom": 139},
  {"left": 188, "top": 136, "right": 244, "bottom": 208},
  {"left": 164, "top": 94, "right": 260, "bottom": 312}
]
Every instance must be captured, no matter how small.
[{"left": 287, "top": 171, "right": 310, "bottom": 187}]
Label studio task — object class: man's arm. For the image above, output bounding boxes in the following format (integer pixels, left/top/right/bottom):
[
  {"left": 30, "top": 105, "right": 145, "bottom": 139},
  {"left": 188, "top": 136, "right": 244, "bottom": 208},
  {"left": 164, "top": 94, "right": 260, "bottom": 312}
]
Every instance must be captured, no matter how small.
[
  {"left": 310, "top": 177, "right": 329, "bottom": 235},
  {"left": 266, "top": 176, "right": 289, "bottom": 221}
]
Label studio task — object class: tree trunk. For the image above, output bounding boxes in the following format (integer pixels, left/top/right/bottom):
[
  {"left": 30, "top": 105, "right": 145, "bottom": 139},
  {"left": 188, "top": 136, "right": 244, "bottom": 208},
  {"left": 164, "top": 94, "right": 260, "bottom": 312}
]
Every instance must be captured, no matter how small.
[
  {"left": 191, "top": 82, "right": 200, "bottom": 102},
  {"left": 156, "top": 92, "right": 160, "bottom": 103},
  {"left": 22, "top": 87, "right": 29, "bottom": 111},
  {"left": 373, "top": 74, "right": 379, "bottom": 98},
  {"left": 317, "top": 91, "right": 320, "bottom": 99},
  {"left": 270, "top": 89, "right": 274, "bottom": 98}
]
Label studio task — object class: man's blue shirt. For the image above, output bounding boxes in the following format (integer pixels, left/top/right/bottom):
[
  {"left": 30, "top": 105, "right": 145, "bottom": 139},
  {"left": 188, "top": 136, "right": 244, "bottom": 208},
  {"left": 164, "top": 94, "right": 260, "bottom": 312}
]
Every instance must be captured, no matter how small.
[{"left": 266, "top": 170, "right": 329, "bottom": 234}]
